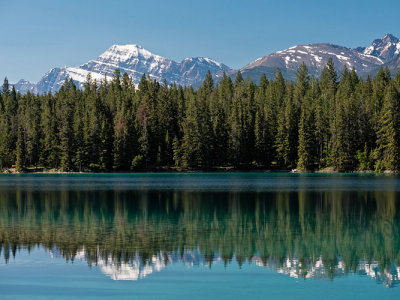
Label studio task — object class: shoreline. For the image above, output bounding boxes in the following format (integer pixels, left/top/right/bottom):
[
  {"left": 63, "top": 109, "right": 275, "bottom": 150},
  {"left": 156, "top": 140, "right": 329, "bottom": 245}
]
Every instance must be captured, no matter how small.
[{"left": 1, "top": 167, "right": 397, "bottom": 175}]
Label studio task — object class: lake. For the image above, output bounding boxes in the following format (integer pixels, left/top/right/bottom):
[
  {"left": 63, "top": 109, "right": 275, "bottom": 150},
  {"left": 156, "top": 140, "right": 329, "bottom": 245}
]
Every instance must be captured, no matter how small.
[{"left": 0, "top": 173, "right": 399, "bottom": 299}]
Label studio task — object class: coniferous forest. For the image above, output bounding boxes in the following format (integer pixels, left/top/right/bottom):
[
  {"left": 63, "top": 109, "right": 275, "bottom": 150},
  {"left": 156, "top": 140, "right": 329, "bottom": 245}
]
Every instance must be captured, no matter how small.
[{"left": 1, "top": 58, "right": 400, "bottom": 172}]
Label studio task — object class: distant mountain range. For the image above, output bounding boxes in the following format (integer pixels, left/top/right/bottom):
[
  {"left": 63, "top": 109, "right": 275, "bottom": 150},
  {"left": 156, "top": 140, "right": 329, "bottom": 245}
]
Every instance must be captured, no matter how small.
[
  {"left": 13, "top": 44, "right": 231, "bottom": 94},
  {"left": 13, "top": 33, "right": 400, "bottom": 94},
  {"left": 235, "top": 33, "right": 400, "bottom": 82}
]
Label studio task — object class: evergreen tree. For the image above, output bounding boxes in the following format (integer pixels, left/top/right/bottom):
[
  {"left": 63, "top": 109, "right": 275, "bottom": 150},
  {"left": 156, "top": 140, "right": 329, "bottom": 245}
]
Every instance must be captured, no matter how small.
[
  {"left": 40, "top": 94, "right": 59, "bottom": 167},
  {"left": 57, "top": 80, "right": 76, "bottom": 171},
  {"left": 275, "top": 83, "right": 298, "bottom": 169},
  {"left": 294, "top": 62, "right": 309, "bottom": 106},
  {"left": 15, "top": 123, "right": 25, "bottom": 172},
  {"left": 297, "top": 91, "right": 317, "bottom": 171},
  {"left": 317, "top": 58, "right": 337, "bottom": 166},
  {"left": 202, "top": 71, "right": 214, "bottom": 96},
  {"left": 1, "top": 77, "right": 10, "bottom": 109},
  {"left": 330, "top": 67, "right": 360, "bottom": 171},
  {"left": 1, "top": 65, "right": 400, "bottom": 173},
  {"left": 377, "top": 82, "right": 400, "bottom": 170}
]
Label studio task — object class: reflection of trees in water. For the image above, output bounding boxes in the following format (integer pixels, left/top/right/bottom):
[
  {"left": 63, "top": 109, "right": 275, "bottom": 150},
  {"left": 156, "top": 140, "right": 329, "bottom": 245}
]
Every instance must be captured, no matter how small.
[{"left": 0, "top": 189, "right": 399, "bottom": 282}]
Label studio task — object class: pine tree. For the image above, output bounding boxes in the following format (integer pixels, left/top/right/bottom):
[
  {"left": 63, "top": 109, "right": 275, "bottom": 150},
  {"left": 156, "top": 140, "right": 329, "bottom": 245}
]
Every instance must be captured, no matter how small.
[
  {"left": 2, "top": 77, "right": 10, "bottom": 107},
  {"left": 15, "top": 124, "right": 25, "bottom": 172},
  {"left": 57, "top": 80, "right": 76, "bottom": 171},
  {"left": 294, "top": 62, "right": 309, "bottom": 106},
  {"left": 275, "top": 83, "right": 298, "bottom": 169},
  {"left": 73, "top": 105, "right": 85, "bottom": 171},
  {"left": 297, "top": 91, "right": 317, "bottom": 171},
  {"left": 172, "top": 136, "right": 182, "bottom": 167},
  {"left": 377, "top": 82, "right": 400, "bottom": 170},
  {"left": 181, "top": 89, "right": 213, "bottom": 168},
  {"left": 253, "top": 74, "right": 271, "bottom": 167},
  {"left": 40, "top": 94, "right": 59, "bottom": 168},
  {"left": 181, "top": 93, "right": 200, "bottom": 168},
  {"left": 254, "top": 110, "right": 267, "bottom": 166},
  {"left": 210, "top": 87, "right": 229, "bottom": 166},
  {"left": 137, "top": 100, "right": 151, "bottom": 168},
  {"left": 202, "top": 71, "right": 214, "bottom": 96},
  {"left": 99, "top": 106, "right": 114, "bottom": 171},
  {"left": 22, "top": 92, "right": 41, "bottom": 167},
  {"left": 330, "top": 67, "right": 360, "bottom": 171},
  {"left": 317, "top": 58, "right": 337, "bottom": 167},
  {"left": 229, "top": 76, "right": 251, "bottom": 166},
  {"left": 0, "top": 116, "right": 9, "bottom": 168}
]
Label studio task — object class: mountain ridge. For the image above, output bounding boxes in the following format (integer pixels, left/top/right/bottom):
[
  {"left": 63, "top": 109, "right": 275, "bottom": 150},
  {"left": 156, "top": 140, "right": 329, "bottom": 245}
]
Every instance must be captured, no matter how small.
[
  {"left": 235, "top": 34, "right": 400, "bottom": 83},
  {"left": 12, "top": 33, "right": 400, "bottom": 94},
  {"left": 14, "top": 44, "right": 231, "bottom": 94}
]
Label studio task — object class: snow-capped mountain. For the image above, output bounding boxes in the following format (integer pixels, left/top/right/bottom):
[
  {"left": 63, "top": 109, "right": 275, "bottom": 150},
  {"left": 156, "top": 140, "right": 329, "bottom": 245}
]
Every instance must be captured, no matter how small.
[
  {"left": 356, "top": 33, "right": 400, "bottom": 61},
  {"left": 12, "top": 34, "right": 400, "bottom": 94},
  {"left": 231, "top": 33, "right": 400, "bottom": 82},
  {"left": 238, "top": 43, "right": 383, "bottom": 82},
  {"left": 14, "top": 44, "right": 231, "bottom": 94},
  {"left": 13, "top": 79, "right": 36, "bottom": 94}
]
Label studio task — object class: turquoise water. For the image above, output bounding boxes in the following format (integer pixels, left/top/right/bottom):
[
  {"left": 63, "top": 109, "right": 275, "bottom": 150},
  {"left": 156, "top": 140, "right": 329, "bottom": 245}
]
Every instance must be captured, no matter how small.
[{"left": 0, "top": 173, "right": 399, "bottom": 299}]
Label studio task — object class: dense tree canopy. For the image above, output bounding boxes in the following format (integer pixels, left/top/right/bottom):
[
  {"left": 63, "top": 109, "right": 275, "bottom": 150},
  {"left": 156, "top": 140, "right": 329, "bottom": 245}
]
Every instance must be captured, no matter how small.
[{"left": 1, "top": 61, "right": 400, "bottom": 172}]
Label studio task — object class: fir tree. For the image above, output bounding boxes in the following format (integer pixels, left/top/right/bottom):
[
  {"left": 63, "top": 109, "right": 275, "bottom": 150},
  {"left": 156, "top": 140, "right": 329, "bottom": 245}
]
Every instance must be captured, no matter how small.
[
  {"left": 1, "top": 65, "right": 400, "bottom": 173},
  {"left": 297, "top": 91, "right": 317, "bottom": 171},
  {"left": 377, "top": 82, "right": 400, "bottom": 170},
  {"left": 15, "top": 123, "right": 25, "bottom": 172}
]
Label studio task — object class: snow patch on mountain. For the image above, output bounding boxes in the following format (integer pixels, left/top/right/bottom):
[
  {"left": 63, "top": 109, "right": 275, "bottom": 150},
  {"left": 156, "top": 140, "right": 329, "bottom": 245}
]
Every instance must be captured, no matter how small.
[
  {"left": 357, "top": 33, "right": 400, "bottom": 62},
  {"left": 13, "top": 44, "right": 231, "bottom": 94},
  {"left": 237, "top": 37, "right": 391, "bottom": 83},
  {"left": 13, "top": 34, "right": 400, "bottom": 94}
]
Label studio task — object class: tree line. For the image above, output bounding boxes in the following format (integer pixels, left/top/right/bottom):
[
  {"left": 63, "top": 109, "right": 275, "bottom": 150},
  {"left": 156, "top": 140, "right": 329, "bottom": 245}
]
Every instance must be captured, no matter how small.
[{"left": 1, "top": 58, "right": 400, "bottom": 172}]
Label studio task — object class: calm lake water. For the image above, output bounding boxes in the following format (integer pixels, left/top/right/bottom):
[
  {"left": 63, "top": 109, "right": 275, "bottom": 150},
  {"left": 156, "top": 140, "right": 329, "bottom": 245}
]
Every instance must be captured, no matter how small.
[{"left": 0, "top": 173, "right": 400, "bottom": 299}]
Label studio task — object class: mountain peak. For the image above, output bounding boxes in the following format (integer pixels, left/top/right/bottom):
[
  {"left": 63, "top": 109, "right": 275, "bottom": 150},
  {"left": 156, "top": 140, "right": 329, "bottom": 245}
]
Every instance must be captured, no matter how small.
[
  {"left": 381, "top": 33, "right": 398, "bottom": 41},
  {"left": 108, "top": 44, "right": 145, "bottom": 52},
  {"left": 237, "top": 38, "right": 388, "bottom": 83},
  {"left": 14, "top": 34, "right": 400, "bottom": 95},
  {"left": 13, "top": 43, "right": 231, "bottom": 94},
  {"left": 182, "top": 57, "right": 223, "bottom": 67},
  {"left": 16, "top": 79, "right": 31, "bottom": 84},
  {"left": 362, "top": 33, "right": 400, "bottom": 61},
  {"left": 98, "top": 44, "right": 164, "bottom": 63}
]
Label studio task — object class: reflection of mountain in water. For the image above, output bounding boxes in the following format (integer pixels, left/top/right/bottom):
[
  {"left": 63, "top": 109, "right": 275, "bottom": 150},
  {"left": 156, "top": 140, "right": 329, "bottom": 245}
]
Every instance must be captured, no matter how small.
[
  {"left": 255, "top": 258, "right": 400, "bottom": 288},
  {"left": 50, "top": 248, "right": 212, "bottom": 280},
  {"left": 78, "top": 250, "right": 162, "bottom": 281},
  {"left": 1, "top": 181, "right": 399, "bottom": 288},
  {"left": 49, "top": 247, "right": 400, "bottom": 287}
]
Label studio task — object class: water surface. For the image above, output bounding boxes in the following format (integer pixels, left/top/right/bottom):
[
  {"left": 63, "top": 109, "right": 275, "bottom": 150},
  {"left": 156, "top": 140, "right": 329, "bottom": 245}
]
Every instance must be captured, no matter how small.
[{"left": 0, "top": 173, "right": 399, "bottom": 299}]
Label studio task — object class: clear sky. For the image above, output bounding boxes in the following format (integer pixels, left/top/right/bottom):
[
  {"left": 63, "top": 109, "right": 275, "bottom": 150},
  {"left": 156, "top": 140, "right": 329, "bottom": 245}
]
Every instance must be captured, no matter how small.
[{"left": 1, "top": 0, "right": 400, "bottom": 83}]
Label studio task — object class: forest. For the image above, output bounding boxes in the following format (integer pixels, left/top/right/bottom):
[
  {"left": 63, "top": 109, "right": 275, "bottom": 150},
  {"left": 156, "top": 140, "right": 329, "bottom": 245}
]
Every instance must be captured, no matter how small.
[{"left": 1, "top": 58, "right": 400, "bottom": 172}]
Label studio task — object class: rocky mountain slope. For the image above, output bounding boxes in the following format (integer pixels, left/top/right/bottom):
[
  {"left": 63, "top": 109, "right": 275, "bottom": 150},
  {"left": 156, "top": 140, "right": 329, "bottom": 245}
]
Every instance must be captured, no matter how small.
[
  {"left": 355, "top": 33, "right": 400, "bottom": 61},
  {"left": 13, "top": 34, "right": 400, "bottom": 94},
  {"left": 14, "top": 44, "right": 231, "bottom": 94},
  {"left": 235, "top": 33, "right": 400, "bottom": 82}
]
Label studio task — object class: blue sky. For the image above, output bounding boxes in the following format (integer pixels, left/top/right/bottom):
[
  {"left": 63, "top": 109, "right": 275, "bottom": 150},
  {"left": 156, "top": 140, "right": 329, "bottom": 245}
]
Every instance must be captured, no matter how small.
[{"left": 1, "top": 0, "right": 400, "bottom": 83}]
